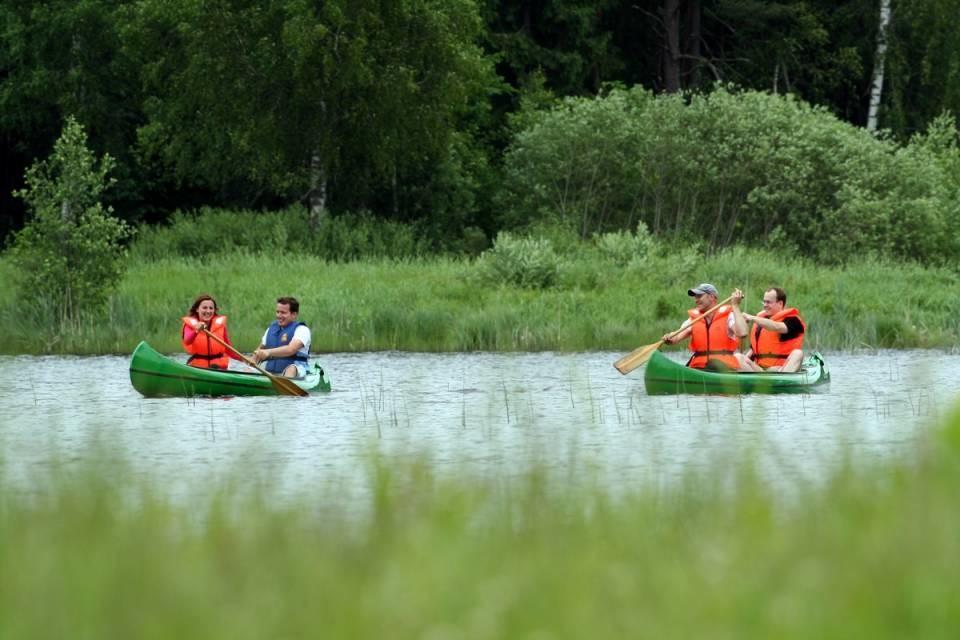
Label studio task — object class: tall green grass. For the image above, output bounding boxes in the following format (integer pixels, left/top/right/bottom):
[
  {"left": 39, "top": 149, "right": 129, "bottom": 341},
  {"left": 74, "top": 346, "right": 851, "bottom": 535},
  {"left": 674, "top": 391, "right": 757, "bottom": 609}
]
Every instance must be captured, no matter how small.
[
  {"left": 3, "top": 406, "right": 960, "bottom": 638},
  {"left": 0, "top": 246, "right": 957, "bottom": 354},
  {"left": 129, "top": 206, "right": 431, "bottom": 262}
]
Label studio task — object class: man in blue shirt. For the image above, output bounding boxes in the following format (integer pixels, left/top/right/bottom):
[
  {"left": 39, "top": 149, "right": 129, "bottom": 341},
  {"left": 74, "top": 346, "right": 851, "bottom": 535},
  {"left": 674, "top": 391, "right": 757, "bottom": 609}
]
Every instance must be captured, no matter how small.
[{"left": 253, "top": 296, "right": 312, "bottom": 378}]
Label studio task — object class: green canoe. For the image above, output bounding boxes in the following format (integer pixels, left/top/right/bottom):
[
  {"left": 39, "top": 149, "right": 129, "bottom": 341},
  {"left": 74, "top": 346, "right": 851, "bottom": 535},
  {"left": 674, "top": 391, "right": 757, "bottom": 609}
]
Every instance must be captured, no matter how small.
[
  {"left": 643, "top": 350, "right": 829, "bottom": 395},
  {"left": 129, "top": 341, "right": 331, "bottom": 398}
]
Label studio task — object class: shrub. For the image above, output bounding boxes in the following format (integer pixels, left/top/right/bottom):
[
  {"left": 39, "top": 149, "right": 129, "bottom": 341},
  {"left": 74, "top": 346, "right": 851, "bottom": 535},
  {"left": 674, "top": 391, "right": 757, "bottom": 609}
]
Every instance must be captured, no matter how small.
[
  {"left": 477, "top": 232, "right": 561, "bottom": 288},
  {"left": 501, "top": 85, "right": 960, "bottom": 266},
  {"left": 593, "top": 224, "right": 656, "bottom": 266}
]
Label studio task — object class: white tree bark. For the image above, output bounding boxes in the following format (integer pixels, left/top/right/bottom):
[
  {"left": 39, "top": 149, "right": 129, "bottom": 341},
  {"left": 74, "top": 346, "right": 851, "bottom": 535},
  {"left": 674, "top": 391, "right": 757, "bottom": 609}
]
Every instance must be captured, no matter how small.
[
  {"left": 308, "top": 97, "right": 329, "bottom": 231},
  {"left": 309, "top": 151, "right": 327, "bottom": 231},
  {"left": 867, "top": 0, "right": 892, "bottom": 132}
]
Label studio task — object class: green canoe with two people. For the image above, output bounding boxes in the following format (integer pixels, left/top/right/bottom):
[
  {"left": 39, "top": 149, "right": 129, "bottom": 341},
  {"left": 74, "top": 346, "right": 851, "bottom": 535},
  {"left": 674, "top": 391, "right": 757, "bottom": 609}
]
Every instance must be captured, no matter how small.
[
  {"left": 643, "top": 350, "right": 830, "bottom": 395},
  {"left": 129, "top": 341, "right": 331, "bottom": 398}
]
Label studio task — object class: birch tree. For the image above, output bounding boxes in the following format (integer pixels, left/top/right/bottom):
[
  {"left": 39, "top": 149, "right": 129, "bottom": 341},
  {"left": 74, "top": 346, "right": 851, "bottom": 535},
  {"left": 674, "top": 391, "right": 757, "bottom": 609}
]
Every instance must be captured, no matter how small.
[{"left": 867, "top": 0, "right": 892, "bottom": 131}]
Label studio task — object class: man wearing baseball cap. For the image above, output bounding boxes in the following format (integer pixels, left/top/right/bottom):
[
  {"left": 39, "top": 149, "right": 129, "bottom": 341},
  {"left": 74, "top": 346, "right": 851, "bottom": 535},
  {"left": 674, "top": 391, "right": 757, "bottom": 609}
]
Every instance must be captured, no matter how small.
[{"left": 661, "top": 283, "right": 748, "bottom": 370}]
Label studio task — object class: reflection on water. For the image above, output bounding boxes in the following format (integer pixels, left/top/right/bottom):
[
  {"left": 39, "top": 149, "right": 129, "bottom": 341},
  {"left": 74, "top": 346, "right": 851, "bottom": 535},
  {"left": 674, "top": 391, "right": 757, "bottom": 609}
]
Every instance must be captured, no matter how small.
[{"left": 1, "top": 350, "right": 958, "bottom": 505}]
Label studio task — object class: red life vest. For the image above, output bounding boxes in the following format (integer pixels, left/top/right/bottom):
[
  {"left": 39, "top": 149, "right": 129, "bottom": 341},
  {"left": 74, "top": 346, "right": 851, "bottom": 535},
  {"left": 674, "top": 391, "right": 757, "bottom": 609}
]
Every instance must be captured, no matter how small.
[
  {"left": 181, "top": 314, "right": 230, "bottom": 370},
  {"left": 749, "top": 308, "right": 805, "bottom": 368},
  {"left": 687, "top": 306, "right": 739, "bottom": 369}
]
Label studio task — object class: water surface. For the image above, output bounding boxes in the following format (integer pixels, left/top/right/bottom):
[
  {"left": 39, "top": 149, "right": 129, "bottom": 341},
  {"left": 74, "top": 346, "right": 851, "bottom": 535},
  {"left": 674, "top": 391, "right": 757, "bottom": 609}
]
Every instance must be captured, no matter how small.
[{"left": 2, "top": 350, "right": 957, "bottom": 505}]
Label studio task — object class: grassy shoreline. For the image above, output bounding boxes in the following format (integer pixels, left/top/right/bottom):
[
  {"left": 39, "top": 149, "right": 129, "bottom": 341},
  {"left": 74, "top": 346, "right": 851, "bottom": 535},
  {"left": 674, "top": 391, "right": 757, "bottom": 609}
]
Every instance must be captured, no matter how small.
[
  {"left": 2, "top": 406, "right": 960, "bottom": 637},
  {"left": 1, "top": 249, "right": 958, "bottom": 355}
]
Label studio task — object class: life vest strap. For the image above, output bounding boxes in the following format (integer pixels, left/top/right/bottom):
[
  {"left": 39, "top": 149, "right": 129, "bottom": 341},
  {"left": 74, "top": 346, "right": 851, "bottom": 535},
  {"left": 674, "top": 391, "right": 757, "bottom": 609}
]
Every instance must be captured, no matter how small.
[
  {"left": 188, "top": 353, "right": 225, "bottom": 362},
  {"left": 691, "top": 350, "right": 735, "bottom": 356}
]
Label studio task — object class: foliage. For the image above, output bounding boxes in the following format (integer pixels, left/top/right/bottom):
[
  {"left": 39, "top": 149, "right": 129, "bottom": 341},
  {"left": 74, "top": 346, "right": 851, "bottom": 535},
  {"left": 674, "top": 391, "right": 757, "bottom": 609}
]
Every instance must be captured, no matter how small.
[
  {"left": 483, "top": 0, "right": 621, "bottom": 96},
  {"left": 477, "top": 232, "right": 562, "bottom": 289},
  {"left": 592, "top": 224, "right": 657, "bottom": 267},
  {"left": 9, "top": 117, "right": 131, "bottom": 323},
  {"left": 0, "top": 0, "right": 158, "bottom": 236},
  {"left": 5, "top": 0, "right": 960, "bottom": 258},
  {"left": 499, "top": 88, "right": 652, "bottom": 237},
  {"left": 124, "top": 0, "right": 494, "bottom": 215},
  {"left": 502, "top": 85, "right": 960, "bottom": 265},
  {"left": 395, "top": 131, "right": 499, "bottom": 254},
  {"left": 886, "top": 0, "right": 960, "bottom": 135},
  {"left": 130, "top": 206, "right": 429, "bottom": 262}
]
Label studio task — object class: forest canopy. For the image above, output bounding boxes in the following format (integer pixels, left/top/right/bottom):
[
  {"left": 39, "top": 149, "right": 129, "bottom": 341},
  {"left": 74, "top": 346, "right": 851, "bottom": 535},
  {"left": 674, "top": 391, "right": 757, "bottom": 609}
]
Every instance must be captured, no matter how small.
[{"left": 3, "top": 0, "right": 959, "bottom": 264}]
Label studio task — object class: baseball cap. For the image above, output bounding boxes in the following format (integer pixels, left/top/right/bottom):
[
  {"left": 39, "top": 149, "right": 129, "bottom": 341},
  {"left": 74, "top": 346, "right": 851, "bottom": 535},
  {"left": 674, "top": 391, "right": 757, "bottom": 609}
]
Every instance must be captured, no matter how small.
[{"left": 687, "top": 283, "right": 718, "bottom": 297}]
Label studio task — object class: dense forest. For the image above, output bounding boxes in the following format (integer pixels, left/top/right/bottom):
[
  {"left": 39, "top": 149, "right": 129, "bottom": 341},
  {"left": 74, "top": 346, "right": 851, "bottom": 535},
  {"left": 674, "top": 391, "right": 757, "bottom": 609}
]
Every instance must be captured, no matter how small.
[{"left": 3, "top": 0, "right": 960, "bottom": 252}]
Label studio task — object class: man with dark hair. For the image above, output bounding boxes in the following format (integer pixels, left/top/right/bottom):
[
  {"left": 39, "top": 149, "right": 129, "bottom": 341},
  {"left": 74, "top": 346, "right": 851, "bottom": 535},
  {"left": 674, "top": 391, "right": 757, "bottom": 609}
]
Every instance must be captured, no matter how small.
[
  {"left": 253, "top": 296, "right": 311, "bottom": 378},
  {"left": 736, "top": 287, "right": 805, "bottom": 373}
]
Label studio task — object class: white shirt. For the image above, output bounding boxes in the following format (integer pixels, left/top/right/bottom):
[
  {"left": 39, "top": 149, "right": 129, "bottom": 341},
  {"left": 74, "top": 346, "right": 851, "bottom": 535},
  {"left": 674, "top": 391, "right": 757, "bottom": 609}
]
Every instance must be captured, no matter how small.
[{"left": 262, "top": 323, "right": 311, "bottom": 360}]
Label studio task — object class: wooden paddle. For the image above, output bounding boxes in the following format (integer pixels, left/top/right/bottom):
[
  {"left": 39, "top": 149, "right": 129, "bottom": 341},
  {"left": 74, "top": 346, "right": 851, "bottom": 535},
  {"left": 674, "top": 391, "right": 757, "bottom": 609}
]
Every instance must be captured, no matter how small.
[
  {"left": 613, "top": 295, "right": 734, "bottom": 375},
  {"left": 199, "top": 327, "right": 309, "bottom": 397}
]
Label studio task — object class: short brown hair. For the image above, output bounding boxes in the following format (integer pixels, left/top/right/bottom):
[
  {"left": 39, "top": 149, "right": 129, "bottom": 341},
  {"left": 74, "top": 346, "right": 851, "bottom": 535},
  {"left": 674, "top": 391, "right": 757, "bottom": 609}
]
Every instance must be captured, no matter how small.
[
  {"left": 277, "top": 296, "right": 299, "bottom": 313},
  {"left": 766, "top": 287, "right": 787, "bottom": 305}
]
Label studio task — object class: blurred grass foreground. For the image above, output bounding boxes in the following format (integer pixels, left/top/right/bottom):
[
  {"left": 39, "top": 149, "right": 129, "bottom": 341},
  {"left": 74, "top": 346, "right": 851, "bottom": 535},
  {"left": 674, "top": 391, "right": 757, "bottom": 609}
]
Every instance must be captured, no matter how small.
[{"left": 3, "top": 405, "right": 960, "bottom": 638}]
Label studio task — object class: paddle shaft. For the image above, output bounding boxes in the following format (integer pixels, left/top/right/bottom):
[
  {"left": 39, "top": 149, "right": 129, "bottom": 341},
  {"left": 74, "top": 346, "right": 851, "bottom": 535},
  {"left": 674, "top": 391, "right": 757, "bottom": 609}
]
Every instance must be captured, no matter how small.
[
  {"left": 663, "top": 295, "right": 734, "bottom": 343},
  {"left": 613, "top": 295, "right": 734, "bottom": 374},
  {"left": 199, "top": 327, "right": 308, "bottom": 397}
]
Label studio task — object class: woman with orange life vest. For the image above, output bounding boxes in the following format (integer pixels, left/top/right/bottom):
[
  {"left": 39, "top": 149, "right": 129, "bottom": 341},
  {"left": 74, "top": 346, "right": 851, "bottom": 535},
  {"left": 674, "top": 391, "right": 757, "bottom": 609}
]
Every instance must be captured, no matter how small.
[
  {"left": 661, "top": 283, "right": 749, "bottom": 371},
  {"left": 180, "top": 294, "right": 243, "bottom": 370},
  {"left": 736, "top": 287, "right": 805, "bottom": 373}
]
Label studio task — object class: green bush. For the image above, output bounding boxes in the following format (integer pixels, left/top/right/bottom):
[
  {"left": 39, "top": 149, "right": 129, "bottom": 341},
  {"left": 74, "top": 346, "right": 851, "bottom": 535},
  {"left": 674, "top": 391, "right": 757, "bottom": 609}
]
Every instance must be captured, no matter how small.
[
  {"left": 593, "top": 224, "right": 657, "bottom": 266},
  {"left": 477, "top": 232, "right": 561, "bottom": 288},
  {"left": 499, "top": 89, "right": 651, "bottom": 237},
  {"left": 501, "top": 85, "right": 960, "bottom": 266}
]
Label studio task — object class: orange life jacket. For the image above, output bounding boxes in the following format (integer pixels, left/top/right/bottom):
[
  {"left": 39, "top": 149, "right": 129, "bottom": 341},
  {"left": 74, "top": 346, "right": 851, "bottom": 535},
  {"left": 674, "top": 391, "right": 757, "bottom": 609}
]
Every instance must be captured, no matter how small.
[
  {"left": 687, "top": 306, "right": 740, "bottom": 369},
  {"left": 749, "top": 308, "right": 805, "bottom": 368},
  {"left": 181, "top": 314, "right": 230, "bottom": 370}
]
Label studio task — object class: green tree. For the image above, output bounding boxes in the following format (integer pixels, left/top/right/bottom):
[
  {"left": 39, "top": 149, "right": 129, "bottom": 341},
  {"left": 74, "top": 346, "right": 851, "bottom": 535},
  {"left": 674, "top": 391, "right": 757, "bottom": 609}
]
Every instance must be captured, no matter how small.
[
  {"left": 885, "top": 0, "right": 960, "bottom": 136},
  {"left": 10, "top": 117, "right": 131, "bottom": 324},
  {"left": 126, "top": 0, "right": 493, "bottom": 228},
  {"left": 482, "top": 0, "right": 621, "bottom": 96},
  {"left": 0, "top": 0, "right": 148, "bottom": 240}
]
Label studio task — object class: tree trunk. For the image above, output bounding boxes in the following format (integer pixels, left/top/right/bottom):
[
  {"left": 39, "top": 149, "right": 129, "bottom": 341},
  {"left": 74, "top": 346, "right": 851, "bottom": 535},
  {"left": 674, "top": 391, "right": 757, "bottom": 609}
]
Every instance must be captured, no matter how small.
[
  {"left": 867, "top": 0, "right": 892, "bottom": 132},
  {"left": 662, "top": 0, "right": 682, "bottom": 93},
  {"left": 308, "top": 152, "right": 327, "bottom": 231},
  {"left": 683, "top": 0, "right": 702, "bottom": 88},
  {"left": 391, "top": 166, "right": 399, "bottom": 218}
]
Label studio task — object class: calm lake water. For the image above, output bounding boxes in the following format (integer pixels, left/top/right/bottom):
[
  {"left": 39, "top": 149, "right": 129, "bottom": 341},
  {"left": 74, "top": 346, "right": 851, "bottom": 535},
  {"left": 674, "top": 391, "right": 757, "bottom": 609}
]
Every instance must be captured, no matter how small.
[{"left": 2, "top": 350, "right": 959, "bottom": 505}]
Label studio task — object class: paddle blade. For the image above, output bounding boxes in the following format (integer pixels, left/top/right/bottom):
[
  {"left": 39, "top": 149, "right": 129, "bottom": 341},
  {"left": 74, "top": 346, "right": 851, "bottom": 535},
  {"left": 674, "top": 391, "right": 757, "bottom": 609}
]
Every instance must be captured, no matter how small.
[
  {"left": 613, "top": 341, "right": 664, "bottom": 375},
  {"left": 271, "top": 376, "right": 309, "bottom": 397}
]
